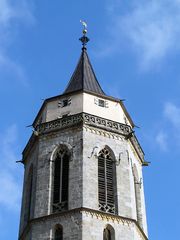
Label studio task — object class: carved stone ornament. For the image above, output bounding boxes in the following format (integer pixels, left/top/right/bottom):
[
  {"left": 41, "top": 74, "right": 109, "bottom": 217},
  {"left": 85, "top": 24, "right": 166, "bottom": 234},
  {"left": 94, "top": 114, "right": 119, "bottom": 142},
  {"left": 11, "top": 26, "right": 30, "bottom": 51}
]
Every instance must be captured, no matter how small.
[{"left": 35, "top": 113, "right": 144, "bottom": 161}]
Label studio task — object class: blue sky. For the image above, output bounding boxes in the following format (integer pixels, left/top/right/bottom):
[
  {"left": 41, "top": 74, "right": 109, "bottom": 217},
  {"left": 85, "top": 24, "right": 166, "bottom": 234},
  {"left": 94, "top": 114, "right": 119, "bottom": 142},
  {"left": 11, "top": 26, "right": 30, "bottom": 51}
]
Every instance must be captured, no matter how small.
[{"left": 0, "top": 0, "right": 180, "bottom": 239}]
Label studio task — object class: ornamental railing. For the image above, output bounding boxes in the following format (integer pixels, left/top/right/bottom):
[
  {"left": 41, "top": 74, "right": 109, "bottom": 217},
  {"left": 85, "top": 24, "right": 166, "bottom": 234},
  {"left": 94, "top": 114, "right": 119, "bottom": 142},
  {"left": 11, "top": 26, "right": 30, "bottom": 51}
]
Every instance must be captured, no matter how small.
[{"left": 35, "top": 112, "right": 144, "bottom": 161}]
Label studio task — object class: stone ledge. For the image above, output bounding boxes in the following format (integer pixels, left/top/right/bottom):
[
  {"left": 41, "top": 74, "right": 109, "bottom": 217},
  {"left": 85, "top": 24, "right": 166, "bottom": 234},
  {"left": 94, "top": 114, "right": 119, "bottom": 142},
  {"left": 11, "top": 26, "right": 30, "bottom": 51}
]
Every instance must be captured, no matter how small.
[
  {"left": 35, "top": 112, "right": 144, "bottom": 162},
  {"left": 36, "top": 113, "right": 131, "bottom": 136},
  {"left": 19, "top": 207, "right": 148, "bottom": 240},
  {"left": 22, "top": 113, "right": 144, "bottom": 163}
]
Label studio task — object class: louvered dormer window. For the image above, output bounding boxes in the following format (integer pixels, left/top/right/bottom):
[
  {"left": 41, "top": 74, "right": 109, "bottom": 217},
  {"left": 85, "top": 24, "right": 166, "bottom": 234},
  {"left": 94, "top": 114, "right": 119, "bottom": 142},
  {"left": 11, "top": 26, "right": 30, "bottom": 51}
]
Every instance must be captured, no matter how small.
[
  {"left": 94, "top": 97, "right": 109, "bottom": 108},
  {"left": 58, "top": 98, "right": 71, "bottom": 108},
  {"left": 98, "top": 99, "right": 105, "bottom": 107},
  {"left": 52, "top": 146, "right": 70, "bottom": 213},
  {"left": 98, "top": 147, "right": 116, "bottom": 214}
]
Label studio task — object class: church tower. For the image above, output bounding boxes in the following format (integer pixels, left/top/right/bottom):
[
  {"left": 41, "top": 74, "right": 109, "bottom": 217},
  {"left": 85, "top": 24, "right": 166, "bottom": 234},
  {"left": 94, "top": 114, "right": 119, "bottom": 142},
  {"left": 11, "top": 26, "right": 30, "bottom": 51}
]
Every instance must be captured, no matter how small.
[{"left": 19, "top": 27, "right": 149, "bottom": 240}]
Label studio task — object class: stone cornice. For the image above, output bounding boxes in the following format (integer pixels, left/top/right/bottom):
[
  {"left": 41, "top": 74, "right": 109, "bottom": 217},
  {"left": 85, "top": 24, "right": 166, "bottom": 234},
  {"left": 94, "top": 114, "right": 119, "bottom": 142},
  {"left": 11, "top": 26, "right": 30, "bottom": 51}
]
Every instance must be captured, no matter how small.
[
  {"left": 36, "top": 112, "right": 131, "bottom": 136},
  {"left": 83, "top": 113, "right": 131, "bottom": 135},
  {"left": 36, "top": 113, "right": 83, "bottom": 134},
  {"left": 19, "top": 207, "right": 148, "bottom": 240},
  {"left": 35, "top": 112, "right": 144, "bottom": 162},
  {"left": 22, "top": 113, "right": 144, "bottom": 163},
  {"left": 22, "top": 133, "right": 38, "bottom": 162}
]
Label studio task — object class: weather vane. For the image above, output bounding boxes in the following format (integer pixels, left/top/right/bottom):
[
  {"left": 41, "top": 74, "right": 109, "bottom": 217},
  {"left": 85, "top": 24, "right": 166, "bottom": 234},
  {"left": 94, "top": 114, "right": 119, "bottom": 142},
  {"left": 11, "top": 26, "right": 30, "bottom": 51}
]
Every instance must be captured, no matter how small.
[
  {"left": 79, "top": 20, "right": 89, "bottom": 48},
  {"left": 80, "top": 20, "right": 88, "bottom": 35}
]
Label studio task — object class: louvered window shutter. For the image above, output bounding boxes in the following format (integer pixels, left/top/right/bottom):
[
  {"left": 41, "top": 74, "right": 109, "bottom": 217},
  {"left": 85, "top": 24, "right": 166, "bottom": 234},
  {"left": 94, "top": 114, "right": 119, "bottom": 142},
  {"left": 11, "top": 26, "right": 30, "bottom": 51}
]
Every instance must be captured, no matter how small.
[
  {"left": 98, "top": 155, "right": 106, "bottom": 204},
  {"left": 106, "top": 156, "right": 114, "bottom": 208},
  {"left": 98, "top": 148, "right": 115, "bottom": 214}
]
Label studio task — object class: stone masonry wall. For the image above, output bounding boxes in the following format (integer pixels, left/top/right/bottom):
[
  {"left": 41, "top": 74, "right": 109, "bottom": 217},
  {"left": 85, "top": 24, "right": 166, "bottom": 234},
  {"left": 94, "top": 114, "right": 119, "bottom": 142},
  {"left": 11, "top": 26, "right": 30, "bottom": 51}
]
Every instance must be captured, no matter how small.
[
  {"left": 82, "top": 211, "right": 146, "bottom": 240},
  {"left": 19, "top": 122, "right": 148, "bottom": 239},
  {"left": 19, "top": 143, "right": 39, "bottom": 236},
  {"left": 83, "top": 126, "right": 135, "bottom": 219},
  {"left": 34, "top": 126, "right": 83, "bottom": 218},
  {"left": 31, "top": 211, "right": 82, "bottom": 240}
]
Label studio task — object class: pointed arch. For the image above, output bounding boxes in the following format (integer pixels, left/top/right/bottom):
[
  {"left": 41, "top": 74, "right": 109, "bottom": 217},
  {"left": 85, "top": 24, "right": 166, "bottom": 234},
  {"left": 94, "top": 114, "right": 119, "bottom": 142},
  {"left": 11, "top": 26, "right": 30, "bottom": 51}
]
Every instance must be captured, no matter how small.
[
  {"left": 50, "top": 143, "right": 73, "bottom": 162},
  {"left": 98, "top": 146, "right": 117, "bottom": 214},
  {"left": 133, "top": 164, "right": 143, "bottom": 229},
  {"left": 52, "top": 144, "right": 70, "bottom": 213},
  {"left": 24, "top": 164, "right": 33, "bottom": 224},
  {"left": 54, "top": 224, "right": 63, "bottom": 240},
  {"left": 103, "top": 224, "right": 115, "bottom": 240}
]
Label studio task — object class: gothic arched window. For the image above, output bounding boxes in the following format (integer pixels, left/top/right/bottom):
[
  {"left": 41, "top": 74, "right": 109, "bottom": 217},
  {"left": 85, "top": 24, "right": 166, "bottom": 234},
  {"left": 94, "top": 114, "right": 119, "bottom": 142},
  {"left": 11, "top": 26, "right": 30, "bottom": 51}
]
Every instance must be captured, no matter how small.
[
  {"left": 24, "top": 165, "right": 33, "bottom": 224},
  {"left": 98, "top": 147, "right": 116, "bottom": 214},
  {"left": 53, "top": 146, "right": 70, "bottom": 213},
  {"left": 103, "top": 225, "right": 115, "bottom": 240},
  {"left": 133, "top": 164, "right": 143, "bottom": 229},
  {"left": 103, "top": 228, "right": 111, "bottom": 240},
  {"left": 54, "top": 225, "right": 63, "bottom": 240}
]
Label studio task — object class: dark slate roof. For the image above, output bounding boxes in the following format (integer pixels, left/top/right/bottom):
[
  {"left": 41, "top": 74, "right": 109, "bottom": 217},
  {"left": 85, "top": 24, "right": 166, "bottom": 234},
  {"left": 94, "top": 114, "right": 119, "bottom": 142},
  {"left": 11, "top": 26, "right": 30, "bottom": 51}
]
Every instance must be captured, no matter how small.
[{"left": 64, "top": 48, "right": 105, "bottom": 95}]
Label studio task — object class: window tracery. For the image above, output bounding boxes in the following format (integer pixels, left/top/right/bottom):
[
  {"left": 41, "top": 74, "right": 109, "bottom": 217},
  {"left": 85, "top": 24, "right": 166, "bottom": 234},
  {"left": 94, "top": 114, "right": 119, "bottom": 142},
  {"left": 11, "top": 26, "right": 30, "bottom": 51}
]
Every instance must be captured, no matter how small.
[{"left": 52, "top": 146, "right": 70, "bottom": 213}]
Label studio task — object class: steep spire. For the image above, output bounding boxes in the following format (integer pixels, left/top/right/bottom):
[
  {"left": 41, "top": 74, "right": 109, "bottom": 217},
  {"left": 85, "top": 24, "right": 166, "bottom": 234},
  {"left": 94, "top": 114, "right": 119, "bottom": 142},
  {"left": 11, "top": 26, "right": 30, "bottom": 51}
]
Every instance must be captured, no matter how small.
[{"left": 64, "top": 23, "right": 105, "bottom": 95}]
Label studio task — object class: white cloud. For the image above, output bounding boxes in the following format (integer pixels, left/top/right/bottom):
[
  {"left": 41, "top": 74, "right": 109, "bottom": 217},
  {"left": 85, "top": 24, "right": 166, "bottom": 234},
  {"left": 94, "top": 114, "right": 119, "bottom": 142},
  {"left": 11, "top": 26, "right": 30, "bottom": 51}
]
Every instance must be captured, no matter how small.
[
  {"left": 0, "top": 0, "right": 13, "bottom": 25},
  {"left": 0, "top": 125, "right": 22, "bottom": 211},
  {"left": 0, "top": 0, "right": 35, "bottom": 84},
  {"left": 0, "top": 54, "right": 28, "bottom": 86},
  {"left": 149, "top": 102, "right": 180, "bottom": 152},
  {"left": 0, "top": 171, "right": 21, "bottom": 210},
  {"left": 104, "top": 0, "right": 180, "bottom": 68},
  {"left": 155, "top": 131, "right": 168, "bottom": 151},
  {"left": 154, "top": 102, "right": 180, "bottom": 150},
  {"left": 0, "top": 0, "right": 34, "bottom": 28},
  {"left": 164, "top": 102, "right": 180, "bottom": 129}
]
